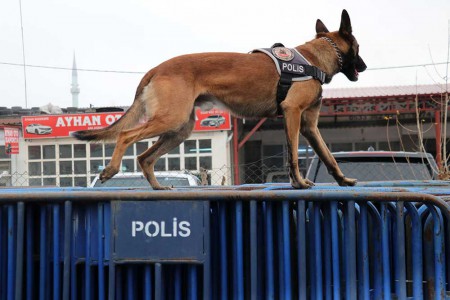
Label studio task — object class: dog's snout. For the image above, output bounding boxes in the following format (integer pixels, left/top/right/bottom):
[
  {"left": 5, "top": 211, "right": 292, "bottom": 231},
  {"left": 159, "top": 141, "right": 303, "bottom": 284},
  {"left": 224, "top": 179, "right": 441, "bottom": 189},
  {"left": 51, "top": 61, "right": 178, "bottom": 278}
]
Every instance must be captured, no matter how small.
[{"left": 356, "top": 56, "right": 367, "bottom": 72}]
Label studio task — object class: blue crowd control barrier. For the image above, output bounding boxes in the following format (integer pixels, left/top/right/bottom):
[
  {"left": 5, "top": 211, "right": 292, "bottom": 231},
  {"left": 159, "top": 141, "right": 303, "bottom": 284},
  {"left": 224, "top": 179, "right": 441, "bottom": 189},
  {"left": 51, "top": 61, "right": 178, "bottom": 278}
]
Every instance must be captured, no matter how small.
[{"left": 0, "top": 184, "right": 450, "bottom": 299}]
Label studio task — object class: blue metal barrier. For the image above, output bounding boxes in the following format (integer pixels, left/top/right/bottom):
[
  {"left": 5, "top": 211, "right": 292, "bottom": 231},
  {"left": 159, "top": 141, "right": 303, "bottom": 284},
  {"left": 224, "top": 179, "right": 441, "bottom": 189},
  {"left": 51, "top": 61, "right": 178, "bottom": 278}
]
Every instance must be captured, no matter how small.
[{"left": 0, "top": 184, "right": 450, "bottom": 299}]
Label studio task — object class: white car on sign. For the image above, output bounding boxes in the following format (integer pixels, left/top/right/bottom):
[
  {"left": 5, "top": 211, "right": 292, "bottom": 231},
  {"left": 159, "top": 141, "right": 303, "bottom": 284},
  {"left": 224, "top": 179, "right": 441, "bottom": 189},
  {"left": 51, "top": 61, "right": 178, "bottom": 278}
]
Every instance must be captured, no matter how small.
[
  {"left": 25, "top": 124, "right": 52, "bottom": 135},
  {"left": 200, "top": 115, "right": 226, "bottom": 127}
]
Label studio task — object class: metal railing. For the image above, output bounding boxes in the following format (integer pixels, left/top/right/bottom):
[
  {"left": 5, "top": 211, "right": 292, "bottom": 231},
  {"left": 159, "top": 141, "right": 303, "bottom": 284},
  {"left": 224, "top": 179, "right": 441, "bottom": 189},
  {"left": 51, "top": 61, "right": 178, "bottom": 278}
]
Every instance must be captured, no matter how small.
[{"left": 1, "top": 182, "right": 450, "bottom": 299}]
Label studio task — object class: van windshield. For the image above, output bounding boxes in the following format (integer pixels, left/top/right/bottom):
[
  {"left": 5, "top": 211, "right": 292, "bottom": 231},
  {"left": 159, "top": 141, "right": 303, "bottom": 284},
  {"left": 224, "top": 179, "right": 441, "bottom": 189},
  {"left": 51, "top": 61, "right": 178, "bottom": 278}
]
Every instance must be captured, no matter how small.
[
  {"left": 93, "top": 176, "right": 190, "bottom": 188},
  {"left": 311, "top": 157, "right": 434, "bottom": 183}
]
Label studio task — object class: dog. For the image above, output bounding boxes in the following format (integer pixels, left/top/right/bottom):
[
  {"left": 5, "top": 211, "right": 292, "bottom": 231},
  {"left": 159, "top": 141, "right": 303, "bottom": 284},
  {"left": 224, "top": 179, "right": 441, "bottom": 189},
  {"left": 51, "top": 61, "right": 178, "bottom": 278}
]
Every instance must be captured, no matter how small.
[{"left": 73, "top": 9, "right": 366, "bottom": 190}]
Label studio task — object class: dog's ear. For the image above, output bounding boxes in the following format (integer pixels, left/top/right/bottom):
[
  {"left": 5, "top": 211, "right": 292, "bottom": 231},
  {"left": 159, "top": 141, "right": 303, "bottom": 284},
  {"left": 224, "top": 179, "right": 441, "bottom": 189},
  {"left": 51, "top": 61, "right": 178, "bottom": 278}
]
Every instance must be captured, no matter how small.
[
  {"left": 339, "top": 9, "right": 352, "bottom": 36},
  {"left": 316, "top": 19, "right": 329, "bottom": 34}
]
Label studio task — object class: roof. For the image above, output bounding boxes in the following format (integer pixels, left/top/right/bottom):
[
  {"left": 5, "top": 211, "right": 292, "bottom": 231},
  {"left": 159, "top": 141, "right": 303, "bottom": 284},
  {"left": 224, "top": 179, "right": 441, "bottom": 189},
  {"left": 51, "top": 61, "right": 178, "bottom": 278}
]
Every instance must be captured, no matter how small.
[{"left": 323, "top": 84, "right": 448, "bottom": 99}]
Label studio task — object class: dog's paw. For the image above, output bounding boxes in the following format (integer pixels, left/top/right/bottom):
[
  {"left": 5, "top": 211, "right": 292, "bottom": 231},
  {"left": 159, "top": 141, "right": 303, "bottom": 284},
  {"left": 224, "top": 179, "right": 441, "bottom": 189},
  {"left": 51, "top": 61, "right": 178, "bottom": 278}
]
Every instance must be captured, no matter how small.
[
  {"left": 338, "top": 177, "right": 357, "bottom": 186},
  {"left": 152, "top": 185, "right": 173, "bottom": 191},
  {"left": 305, "top": 179, "right": 315, "bottom": 187},
  {"left": 291, "top": 179, "right": 314, "bottom": 189},
  {"left": 99, "top": 166, "right": 119, "bottom": 183}
]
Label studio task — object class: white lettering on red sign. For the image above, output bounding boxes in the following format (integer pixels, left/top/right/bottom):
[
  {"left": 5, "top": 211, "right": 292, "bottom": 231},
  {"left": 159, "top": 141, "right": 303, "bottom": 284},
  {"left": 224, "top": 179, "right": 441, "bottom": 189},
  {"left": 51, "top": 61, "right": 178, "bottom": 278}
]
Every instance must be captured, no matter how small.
[{"left": 55, "top": 115, "right": 102, "bottom": 127}]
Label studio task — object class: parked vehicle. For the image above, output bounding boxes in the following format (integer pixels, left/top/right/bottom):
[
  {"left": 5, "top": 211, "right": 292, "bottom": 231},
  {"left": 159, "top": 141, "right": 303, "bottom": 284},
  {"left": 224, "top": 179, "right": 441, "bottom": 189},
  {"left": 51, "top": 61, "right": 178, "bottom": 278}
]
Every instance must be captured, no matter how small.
[
  {"left": 265, "top": 146, "right": 315, "bottom": 183},
  {"left": 90, "top": 171, "right": 201, "bottom": 188},
  {"left": 200, "top": 115, "right": 226, "bottom": 127},
  {"left": 25, "top": 124, "right": 52, "bottom": 135},
  {"left": 306, "top": 151, "right": 438, "bottom": 183}
]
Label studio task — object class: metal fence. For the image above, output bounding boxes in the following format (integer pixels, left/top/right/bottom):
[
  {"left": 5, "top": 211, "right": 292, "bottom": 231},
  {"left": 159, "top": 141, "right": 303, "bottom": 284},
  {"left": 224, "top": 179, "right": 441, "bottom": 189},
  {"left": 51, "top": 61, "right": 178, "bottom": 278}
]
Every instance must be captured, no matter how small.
[{"left": 1, "top": 181, "right": 450, "bottom": 299}]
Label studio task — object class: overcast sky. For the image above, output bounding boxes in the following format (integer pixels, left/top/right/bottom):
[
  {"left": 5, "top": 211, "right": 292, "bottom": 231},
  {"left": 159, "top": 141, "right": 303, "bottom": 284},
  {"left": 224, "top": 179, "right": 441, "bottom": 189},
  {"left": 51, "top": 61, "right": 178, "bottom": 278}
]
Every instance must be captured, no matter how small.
[{"left": 1, "top": 0, "right": 449, "bottom": 109}]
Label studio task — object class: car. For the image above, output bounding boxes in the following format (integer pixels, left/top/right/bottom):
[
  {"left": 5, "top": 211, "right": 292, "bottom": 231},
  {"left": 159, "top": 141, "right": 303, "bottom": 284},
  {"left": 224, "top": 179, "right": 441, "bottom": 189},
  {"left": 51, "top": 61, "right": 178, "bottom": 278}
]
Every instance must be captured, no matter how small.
[
  {"left": 25, "top": 124, "right": 52, "bottom": 135},
  {"left": 265, "top": 146, "right": 315, "bottom": 183},
  {"left": 200, "top": 115, "right": 226, "bottom": 127},
  {"left": 306, "top": 151, "right": 438, "bottom": 183},
  {"left": 266, "top": 171, "right": 289, "bottom": 183},
  {"left": 89, "top": 171, "right": 201, "bottom": 188}
]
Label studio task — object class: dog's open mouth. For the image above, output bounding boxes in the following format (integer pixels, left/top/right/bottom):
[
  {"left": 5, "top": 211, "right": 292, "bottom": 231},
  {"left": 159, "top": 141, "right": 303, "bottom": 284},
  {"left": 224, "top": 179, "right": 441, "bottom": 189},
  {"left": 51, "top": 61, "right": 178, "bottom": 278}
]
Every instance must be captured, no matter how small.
[{"left": 354, "top": 69, "right": 359, "bottom": 78}]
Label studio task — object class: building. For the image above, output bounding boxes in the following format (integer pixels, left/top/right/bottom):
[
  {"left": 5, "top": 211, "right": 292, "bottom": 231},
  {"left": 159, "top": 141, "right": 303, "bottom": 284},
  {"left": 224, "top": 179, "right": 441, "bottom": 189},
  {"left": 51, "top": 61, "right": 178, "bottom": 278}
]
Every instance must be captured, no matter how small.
[{"left": 233, "top": 84, "right": 449, "bottom": 183}]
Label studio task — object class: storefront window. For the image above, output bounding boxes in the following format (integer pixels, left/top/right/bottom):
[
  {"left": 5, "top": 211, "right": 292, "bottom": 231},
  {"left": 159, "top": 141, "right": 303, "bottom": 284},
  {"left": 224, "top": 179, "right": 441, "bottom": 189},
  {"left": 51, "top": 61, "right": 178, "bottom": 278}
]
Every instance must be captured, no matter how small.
[
  {"left": 0, "top": 146, "right": 9, "bottom": 159},
  {"left": 43, "top": 145, "right": 55, "bottom": 159},
  {"left": 154, "top": 158, "right": 166, "bottom": 171},
  {"left": 29, "top": 178, "right": 42, "bottom": 186},
  {"left": 185, "top": 157, "right": 197, "bottom": 170},
  {"left": 105, "top": 143, "right": 115, "bottom": 157},
  {"left": 122, "top": 159, "right": 134, "bottom": 172},
  {"left": 74, "top": 177, "right": 87, "bottom": 187},
  {"left": 43, "top": 161, "right": 56, "bottom": 175},
  {"left": 60, "top": 144, "right": 72, "bottom": 158},
  {"left": 168, "top": 157, "right": 180, "bottom": 170},
  {"left": 90, "top": 160, "right": 103, "bottom": 173},
  {"left": 60, "top": 177, "right": 72, "bottom": 187},
  {"left": 199, "top": 139, "right": 212, "bottom": 153},
  {"left": 74, "top": 144, "right": 86, "bottom": 158},
  {"left": 59, "top": 161, "right": 72, "bottom": 175},
  {"left": 184, "top": 140, "right": 196, "bottom": 154},
  {"left": 28, "top": 162, "right": 41, "bottom": 176},
  {"left": 200, "top": 156, "right": 212, "bottom": 170},
  {"left": 90, "top": 144, "right": 103, "bottom": 157},
  {"left": 28, "top": 146, "right": 41, "bottom": 159},
  {"left": 74, "top": 161, "right": 87, "bottom": 174},
  {"left": 43, "top": 178, "right": 56, "bottom": 186},
  {"left": 25, "top": 137, "right": 218, "bottom": 187}
]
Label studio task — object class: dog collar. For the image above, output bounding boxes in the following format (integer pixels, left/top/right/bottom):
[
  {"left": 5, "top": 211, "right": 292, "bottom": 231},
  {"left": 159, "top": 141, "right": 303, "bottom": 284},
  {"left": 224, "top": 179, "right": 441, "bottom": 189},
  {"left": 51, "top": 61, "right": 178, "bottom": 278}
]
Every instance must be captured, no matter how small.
[{"left": 320, "top": 37, "right": 343, "bottom": 71}]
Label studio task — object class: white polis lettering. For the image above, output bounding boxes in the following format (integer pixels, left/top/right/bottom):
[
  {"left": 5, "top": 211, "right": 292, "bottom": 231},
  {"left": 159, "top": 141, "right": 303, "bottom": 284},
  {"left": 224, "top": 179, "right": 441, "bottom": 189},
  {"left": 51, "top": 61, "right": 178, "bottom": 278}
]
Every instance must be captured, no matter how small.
[
  {"left": 132, "top": 218, "right": 191, "bottom": 237},
  {"left": 281, "top": 62, "right": 304, "bottom": 73}
]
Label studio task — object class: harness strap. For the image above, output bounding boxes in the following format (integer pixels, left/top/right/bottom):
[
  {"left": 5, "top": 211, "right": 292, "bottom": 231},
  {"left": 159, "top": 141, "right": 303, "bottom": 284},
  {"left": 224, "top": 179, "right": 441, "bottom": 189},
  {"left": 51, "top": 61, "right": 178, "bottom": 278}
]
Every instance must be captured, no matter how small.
[{"left": 276, "top": 72, "right": 292, "bottom": 112}]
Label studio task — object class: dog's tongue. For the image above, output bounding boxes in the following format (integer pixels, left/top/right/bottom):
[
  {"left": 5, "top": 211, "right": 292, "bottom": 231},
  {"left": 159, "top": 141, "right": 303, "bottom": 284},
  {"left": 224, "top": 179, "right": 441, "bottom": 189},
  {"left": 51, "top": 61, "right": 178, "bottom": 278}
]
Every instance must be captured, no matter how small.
[{"left": 355, "top": 69, "right": 359, "bottom": 78}]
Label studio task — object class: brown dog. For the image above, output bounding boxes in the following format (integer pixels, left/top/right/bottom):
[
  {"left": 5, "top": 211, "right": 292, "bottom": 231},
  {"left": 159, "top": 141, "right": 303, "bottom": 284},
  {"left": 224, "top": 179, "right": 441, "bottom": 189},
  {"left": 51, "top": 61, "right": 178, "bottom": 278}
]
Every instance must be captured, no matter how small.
[{"left": 73, "top": 9, "right": 366, "bottom": 190}]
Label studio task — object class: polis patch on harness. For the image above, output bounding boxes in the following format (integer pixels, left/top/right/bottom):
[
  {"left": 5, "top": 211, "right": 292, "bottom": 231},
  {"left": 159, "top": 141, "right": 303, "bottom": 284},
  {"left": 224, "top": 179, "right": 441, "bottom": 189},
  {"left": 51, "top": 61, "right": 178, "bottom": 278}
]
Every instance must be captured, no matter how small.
[{"left": 253, "top": 44, "right": 327, "bottom": 111}]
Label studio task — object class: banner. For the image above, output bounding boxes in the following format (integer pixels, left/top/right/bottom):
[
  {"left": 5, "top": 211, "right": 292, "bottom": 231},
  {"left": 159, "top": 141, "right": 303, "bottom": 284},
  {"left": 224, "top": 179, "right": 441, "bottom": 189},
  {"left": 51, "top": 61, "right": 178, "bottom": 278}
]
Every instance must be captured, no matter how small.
[
  {"left": 4, "top": 127, "right": 19, "bottom": 154},
  {"left": 22, "top": 113, "right": 125, "bottom": 139},
  {"left": 194, "top": 108, "right": 231, "bottom": 131},
  {"left": 22, "top": 110, "right": 232, "bottom": 139}
]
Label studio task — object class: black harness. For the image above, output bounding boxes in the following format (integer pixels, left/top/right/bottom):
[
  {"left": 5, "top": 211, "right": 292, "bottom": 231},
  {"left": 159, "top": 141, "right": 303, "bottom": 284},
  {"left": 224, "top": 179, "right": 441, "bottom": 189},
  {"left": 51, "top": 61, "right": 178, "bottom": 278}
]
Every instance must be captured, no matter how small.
[{"left": 252, "top": 43, "right": 327, "bottom": 113}]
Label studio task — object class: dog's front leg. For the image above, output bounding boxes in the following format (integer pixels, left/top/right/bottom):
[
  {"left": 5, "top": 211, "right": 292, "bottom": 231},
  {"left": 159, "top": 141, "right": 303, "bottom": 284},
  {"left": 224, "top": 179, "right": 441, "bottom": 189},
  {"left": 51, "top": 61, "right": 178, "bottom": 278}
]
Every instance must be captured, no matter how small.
[
  {"left": 281, "top": 104, "right": 314, "bottom": 189},
  {"left": 300, "top": 108, "right": 357, "bottom": 186}
]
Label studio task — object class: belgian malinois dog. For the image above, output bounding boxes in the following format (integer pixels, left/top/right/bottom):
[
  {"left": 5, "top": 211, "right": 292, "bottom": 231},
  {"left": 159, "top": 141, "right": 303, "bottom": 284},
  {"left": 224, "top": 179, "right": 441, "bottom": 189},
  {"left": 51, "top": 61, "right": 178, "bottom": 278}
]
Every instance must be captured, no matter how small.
[{"left": 73, "top": 9, "right": 366, "bottom": 190}]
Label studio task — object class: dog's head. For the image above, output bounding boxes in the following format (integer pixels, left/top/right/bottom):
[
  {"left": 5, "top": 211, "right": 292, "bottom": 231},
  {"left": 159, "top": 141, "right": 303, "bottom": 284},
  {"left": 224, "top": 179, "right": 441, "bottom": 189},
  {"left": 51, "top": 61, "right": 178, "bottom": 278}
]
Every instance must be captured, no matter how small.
[{"left": 316, "top": 10, "right": 367, "bottom": 81}]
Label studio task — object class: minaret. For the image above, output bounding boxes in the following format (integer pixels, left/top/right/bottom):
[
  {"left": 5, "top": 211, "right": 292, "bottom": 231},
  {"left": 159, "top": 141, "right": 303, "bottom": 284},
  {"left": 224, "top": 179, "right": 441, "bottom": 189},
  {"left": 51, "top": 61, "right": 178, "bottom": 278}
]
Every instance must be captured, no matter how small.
[{"left": 71, "top": 54, "right": 80, "bottom": 108}]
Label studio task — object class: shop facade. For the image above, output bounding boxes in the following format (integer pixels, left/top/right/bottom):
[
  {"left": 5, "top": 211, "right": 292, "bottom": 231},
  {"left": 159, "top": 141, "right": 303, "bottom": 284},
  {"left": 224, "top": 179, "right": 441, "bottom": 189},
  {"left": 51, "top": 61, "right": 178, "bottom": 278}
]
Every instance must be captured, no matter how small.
[{"left": 1, "top": 109, "right": 232, "bottom": 187}]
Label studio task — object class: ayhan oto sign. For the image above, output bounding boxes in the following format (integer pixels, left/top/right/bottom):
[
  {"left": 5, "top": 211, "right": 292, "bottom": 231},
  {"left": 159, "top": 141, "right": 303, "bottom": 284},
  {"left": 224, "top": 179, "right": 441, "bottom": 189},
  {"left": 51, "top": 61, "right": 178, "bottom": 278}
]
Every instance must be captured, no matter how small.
[
  {"left": 22, "top": 113, "right": 123, "bottom": 139},
  {"left": 22, "top": 110, "right": 231, "bottom": 139}
]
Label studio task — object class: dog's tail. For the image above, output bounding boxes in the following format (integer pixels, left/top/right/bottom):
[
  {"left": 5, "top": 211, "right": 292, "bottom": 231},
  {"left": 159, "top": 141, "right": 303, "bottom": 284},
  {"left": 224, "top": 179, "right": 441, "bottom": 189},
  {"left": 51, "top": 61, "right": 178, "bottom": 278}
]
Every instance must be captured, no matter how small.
[{"left": 72, "top": 70, "right": 154, "bottom": 142}]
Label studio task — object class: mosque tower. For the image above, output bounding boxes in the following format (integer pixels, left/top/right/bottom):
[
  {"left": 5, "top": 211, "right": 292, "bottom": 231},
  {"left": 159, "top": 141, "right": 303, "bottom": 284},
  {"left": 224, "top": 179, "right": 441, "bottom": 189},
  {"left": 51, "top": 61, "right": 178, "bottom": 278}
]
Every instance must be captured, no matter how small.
[{"left": 71, "top": 54, "right": 80, "bottom": 108}]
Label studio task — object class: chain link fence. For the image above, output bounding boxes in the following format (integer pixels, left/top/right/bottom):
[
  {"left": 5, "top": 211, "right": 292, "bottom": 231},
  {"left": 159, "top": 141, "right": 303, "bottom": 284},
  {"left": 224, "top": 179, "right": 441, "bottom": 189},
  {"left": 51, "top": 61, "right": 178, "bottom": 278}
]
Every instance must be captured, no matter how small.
[
  {"left": 0, "top": 158, "right": 435, "bottom": 188},
  {"left": 0, "top": 163, "right": 292, "bottom": 188}
]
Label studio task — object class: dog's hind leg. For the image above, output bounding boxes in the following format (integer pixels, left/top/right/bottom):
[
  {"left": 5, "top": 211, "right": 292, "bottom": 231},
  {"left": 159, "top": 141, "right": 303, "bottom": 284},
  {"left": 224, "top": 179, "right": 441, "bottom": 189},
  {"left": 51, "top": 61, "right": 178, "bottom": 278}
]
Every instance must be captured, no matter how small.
[
  {"left": 137, "top": 117, "right": 195, "bottom": 190},
  {"left": 281, "top": 104, "right": 315, "bottom": 189},
  {"left": 99, "top": 78, "right": 196, "bottom": 184},
  {"left": 99, "top": 118, "right": 180, "bottom": 183},
  {"left": 300, "top": 105, "right": 357, "bottom": 186}
]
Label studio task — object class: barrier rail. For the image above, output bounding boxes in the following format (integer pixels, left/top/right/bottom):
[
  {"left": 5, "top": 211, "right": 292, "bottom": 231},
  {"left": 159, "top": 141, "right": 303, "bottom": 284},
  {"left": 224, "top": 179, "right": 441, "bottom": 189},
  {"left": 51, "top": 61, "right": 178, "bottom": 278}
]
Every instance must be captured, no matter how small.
[{"left": 1, "top": 183, "right": 450, "bottom": 299}]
